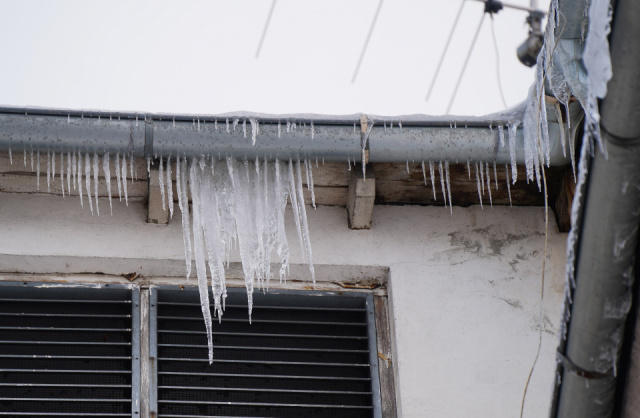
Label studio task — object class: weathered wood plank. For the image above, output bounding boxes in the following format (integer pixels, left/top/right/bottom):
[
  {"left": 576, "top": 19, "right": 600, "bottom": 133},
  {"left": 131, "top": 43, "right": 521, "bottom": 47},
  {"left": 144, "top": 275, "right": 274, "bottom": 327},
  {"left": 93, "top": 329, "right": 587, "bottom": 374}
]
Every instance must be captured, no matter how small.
[
  {"left": 347, "top": 164, "right": 375, "bottom": 229},
  {"left": 375, "top": 295, "right": 397, "bottom": 418}
]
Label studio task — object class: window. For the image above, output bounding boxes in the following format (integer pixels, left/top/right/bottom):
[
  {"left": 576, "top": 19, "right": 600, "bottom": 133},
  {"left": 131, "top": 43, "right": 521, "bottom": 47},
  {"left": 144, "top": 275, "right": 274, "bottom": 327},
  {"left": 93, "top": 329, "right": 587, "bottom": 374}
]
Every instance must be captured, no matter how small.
[
  {"left": 0, "top": 283, "right": 389, "bottom": 418},
  {"left": 0, "top": 282, "right": 140, "bottom": 417}
]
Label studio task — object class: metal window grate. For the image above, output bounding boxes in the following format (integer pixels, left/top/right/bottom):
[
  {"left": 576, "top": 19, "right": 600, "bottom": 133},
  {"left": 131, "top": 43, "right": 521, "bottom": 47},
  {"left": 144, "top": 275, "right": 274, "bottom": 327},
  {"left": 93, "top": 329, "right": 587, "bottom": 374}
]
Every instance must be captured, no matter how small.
[
  {"left": 0, "top": 283, "right": 140, "bottom": 418},
  {"left": 152, "top": 287, "right": 381, "bottom": 418}
]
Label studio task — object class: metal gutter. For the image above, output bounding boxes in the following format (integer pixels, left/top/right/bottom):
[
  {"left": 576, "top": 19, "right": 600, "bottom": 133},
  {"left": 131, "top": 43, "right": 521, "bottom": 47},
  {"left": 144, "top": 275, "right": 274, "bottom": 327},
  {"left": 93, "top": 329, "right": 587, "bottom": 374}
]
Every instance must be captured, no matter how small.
[
  {"left": 553, "top": 0, "right": 640, "bottom": 416},
  {"left": 0, "top": 104, "right": 579, "bottom": 166}
]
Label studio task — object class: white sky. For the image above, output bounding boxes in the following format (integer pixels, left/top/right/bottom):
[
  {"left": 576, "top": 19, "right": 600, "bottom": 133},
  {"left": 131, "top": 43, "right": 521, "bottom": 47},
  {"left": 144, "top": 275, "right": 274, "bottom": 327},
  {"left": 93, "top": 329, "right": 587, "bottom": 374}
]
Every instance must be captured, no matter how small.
[{"left": 0, "top": 0, "right": 548, "bottom": 117}]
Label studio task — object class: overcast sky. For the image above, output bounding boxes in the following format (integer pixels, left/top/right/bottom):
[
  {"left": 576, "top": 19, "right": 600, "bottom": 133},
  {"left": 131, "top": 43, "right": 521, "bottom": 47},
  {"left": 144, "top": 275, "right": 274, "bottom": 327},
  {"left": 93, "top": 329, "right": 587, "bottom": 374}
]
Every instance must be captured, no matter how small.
[{"left": 0, "top": 0, "right": 548, "bottom": 117}]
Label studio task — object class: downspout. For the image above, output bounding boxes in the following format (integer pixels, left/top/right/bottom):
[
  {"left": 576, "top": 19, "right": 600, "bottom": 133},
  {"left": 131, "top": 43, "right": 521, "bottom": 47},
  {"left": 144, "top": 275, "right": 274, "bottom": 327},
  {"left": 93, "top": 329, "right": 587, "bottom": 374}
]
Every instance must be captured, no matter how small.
[
  {"left": 0, "top": 105, "right": 577, "bottom": 166},
  {"left": 554, "top": 0, "right": 640, "bottom": 416}
]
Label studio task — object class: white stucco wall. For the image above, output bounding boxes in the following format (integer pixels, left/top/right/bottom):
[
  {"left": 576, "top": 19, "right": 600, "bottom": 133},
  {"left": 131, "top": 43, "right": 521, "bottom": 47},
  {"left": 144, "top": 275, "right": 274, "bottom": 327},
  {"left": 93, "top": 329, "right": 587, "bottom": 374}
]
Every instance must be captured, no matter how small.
[{"left": 0, "top": 193, "right": 566, "bottom": 417}]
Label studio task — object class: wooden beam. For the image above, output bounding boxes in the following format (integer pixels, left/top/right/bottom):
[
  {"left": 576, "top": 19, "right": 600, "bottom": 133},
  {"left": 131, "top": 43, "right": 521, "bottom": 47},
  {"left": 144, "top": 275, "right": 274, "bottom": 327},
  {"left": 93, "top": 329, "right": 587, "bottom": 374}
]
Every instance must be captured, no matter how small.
[
  {"left": 347, "top": 164, "right": 375, "bottom": 229},
  {"left": 375, "top": 295, "right": 398, "bottom": 418}
]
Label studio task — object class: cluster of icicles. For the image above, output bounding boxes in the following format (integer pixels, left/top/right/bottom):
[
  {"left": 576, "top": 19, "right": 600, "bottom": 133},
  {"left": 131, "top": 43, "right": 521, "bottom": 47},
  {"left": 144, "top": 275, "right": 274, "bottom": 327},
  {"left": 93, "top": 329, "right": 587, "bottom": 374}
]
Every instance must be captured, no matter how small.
[{"left": 9, "top": 146, "right": 317, "bottom": 362}]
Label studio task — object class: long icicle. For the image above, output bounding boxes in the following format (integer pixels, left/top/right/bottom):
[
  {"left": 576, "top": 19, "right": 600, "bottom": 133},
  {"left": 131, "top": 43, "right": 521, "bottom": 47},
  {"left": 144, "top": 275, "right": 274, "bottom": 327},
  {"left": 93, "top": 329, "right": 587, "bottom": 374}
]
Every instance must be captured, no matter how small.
[{"left": 103, "top": 152, "right": 113, "bottom": 215}]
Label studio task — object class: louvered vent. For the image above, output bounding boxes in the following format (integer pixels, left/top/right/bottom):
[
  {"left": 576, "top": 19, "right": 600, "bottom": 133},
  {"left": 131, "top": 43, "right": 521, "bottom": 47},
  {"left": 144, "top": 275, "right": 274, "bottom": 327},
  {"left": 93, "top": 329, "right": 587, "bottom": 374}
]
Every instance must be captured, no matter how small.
[
  {"left": 153, "top": 288, "right": 379, "bottom": 418},
  {"left": 0, "top": 283, "right": 137, "bottom": 417}
]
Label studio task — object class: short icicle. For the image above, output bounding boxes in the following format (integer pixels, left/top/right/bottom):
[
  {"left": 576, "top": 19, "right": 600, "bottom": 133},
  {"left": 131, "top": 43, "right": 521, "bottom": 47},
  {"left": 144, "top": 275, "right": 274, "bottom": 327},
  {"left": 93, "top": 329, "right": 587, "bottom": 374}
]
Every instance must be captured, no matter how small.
[
  {"left": 166, "top": 156, "right": 174, "bottom": 219},
  {"left": 429, "top": 161, "right": 436, "bottom": 200},
  {"left": 36, "top": 149, "right": 40, "bottom": 191},
  {"left": 505, "top": 164, "right": 512, "bottom": 207},
  {"left": 103, "top": 152, "right": 113, "bottom": 215},
  {"left": 438, "top": 161, "right": 447, "bottom": 207},
  {"left": 77, "top": 152, "right": 84, "bottom": 209},
  {"left": 486, "top": 162, "right": 493, "bottom": 208},
  {"left": 475, "top": 162, "right": 483, "bottom": 209},
  {"left": 115, "top": 152, "right": 122, "bottom": 201},
  {"left": 159, "top": 156, "right": 166, "bottom": 211},
  {"left": 122, "top": 153, "right": 129, "bottom": 206},
  {"left": 93, "top": 153, "right": 100, "bottom": 216},
  {"left": 445, "top": 161, "right": 452, "bottom": 214},
  {"left": 85, "top": 152, "right": 94, "bottom": 215},
  {"left": 66, "top": 152, "right": 71, "bottom": 195},
  {"left": 46, "top": 150, "right": 51, "bottom": 192}
]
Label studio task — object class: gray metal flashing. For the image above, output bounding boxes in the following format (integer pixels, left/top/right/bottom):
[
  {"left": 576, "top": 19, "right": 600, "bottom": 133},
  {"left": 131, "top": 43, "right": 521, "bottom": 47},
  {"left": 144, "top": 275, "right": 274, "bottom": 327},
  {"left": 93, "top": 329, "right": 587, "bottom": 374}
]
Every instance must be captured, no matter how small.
[{"left": 0, "top": 104, "right": 578, "bottom": 166}]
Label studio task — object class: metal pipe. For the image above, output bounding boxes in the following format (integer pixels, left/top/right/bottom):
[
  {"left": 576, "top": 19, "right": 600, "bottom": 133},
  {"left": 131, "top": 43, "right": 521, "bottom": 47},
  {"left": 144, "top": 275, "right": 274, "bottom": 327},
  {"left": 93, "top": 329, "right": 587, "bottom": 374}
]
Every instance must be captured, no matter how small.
[
  {"left": 554, "top": 0, "right": 640, "bottom": 416},
  {"left": 0, "top": 104, "right": 577, "bottom": 166}
]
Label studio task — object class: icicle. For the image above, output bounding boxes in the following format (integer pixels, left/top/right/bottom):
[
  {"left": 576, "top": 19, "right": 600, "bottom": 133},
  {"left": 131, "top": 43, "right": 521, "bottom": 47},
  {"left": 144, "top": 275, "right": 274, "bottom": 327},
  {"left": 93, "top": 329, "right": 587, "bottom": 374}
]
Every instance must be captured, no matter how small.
[
  {"left": 77, "top": 152, "right": 83, "bottom": 209},
  {"left": 85, "top": 153, "right": 94, "bottom": 215},
  {"left": 295, "top": 159, "right": 315, "bottom": 284},
  {"left": 226, "top": 118, "right": 230, "bottom": 133},
  {"left": 30, "top": 147, "right": 34, "bottom": 171},
  {"left": 250, "top": 118, "right": 258, "bottom": 145},
  {"left": 438, "top": 161, "right": 447, "bottom": 207},
  {"left": 475, "top": 162, "right": 483, "bottom": 209},
  {"left": 486, "top": 163, "right": 493, "bottom": 208},
  {"left": 466, "top": 159, "right": 471, "bottom": 180},
  {"left": 36, "top": 149, "right": 40, "bottom": 190},
  {"left": 115, "top": 152, "right": 122, "bottom": 201},
  {"left": 173, "top": 117, "right": 175, "bottom": 128},
  {"left": 498, "top": 125, "right": 505, "bottom": 148},
  {"left": 479, "top": 161, "right": 485, "bottom": 195},
  {"left": 555, "top": 103, "right": 567, "bottom": 158},
  {"left": 197, "top": 117, "right": 200, "bottom": 132},
  {"left": 348, "top": 158, "right": 351, "bottom": 171},
  {"left": 130, "top": 154, "right": 135, "bottom": 183},
  {"left": 399, "top": 121, "right": 403, "bottom": 132},
  {"left": 60, "top": 153, "right": 65, "bottom": 198},
  {"left": 166, "top": 156, "right": 174, "bottom": 219},
  {"left": 406, "top": 160, "right": 410, "bottom": 174},
  {"left": 445, "top": 160, "right": 452, "bottom": 215},
  {"left": 67, "top": 152, "right": 71, "bottom": 194},
  {"left": 23, "top": 147, "right": 26, "bottom": 167},
  {"left": 508, "top": 122, "right": 519, "bottom": 184},
  {"left": 493, "top": 162, "right": 498, "bottom": 190},
  {"left": 72, "top": 151, "right": 77, "bottom": 191},
  {"left": 188, "top": 158, "right": 214, "bottom": 363},
  {"left": 122, "top": 153, "right": 128, "bottom": 206},
  {"left": 242, "top": 119, "right": 247, "bottom": 138},
  {"left": 505, "top": 164, "right": 512, "bottom": 207},
  {"left": 9, "top": 143, "right": 12, "bottom": 165},
  {"left": 159, "top": 156, "right": 166, "bottom": 211},
  {"left": 232, "top": 118, "right": 239, "bottom": 132},
  {"left": 215, "top": 119, "right": 218, "bottom": 131},
  {"left": 306, "top": 159, "right": 316, "bottom": 209},
  {"left": 93, "top": 153, "right": 100, "bottom": 216},
  {"left": 147, "top": 157, "right": 151, "bottom": 175},
  {"left": 176, "top": 157, "right": 192, "bottom": 279},
  {"left": 278, "top": 122, "right": 281, "bottom": 138},
  {"left": 311, "top": 121, "right": 315, "bottom": 140},
  {"left": 429, "top": 160, "right": 436, "bottom": 200},
  {"left": 103, "top": 152, "right": 113, "bottom": 215},
  {"left": 50, "top": 150, "right": 55, "bottom": 182},
  {"left": 46, "top": 150, "right": 50, "bottom": 192},
  {"left": 421, "top": 161, "right": 427, "bottom": 185},
  {"left": 288, "top": 159, "right": 305, "bottom": 256}
]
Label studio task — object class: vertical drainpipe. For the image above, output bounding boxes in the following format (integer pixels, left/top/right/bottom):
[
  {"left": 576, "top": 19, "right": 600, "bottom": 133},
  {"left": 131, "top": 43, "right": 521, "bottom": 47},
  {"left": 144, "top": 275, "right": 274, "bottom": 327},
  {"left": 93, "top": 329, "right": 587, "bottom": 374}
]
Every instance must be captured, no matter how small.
[{"left": 554, "top": 0, "right": 640, "bottom": 416}]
